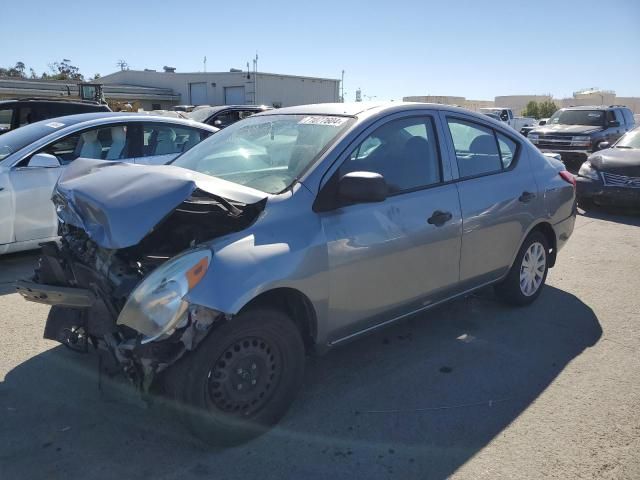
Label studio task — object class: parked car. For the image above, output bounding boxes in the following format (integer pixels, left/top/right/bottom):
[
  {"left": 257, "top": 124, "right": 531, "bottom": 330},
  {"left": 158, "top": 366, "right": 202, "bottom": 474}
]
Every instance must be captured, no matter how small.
[
  {"left": 576, "top": 126, "right": 640, "bottom": 208},
  {"left": 520, "top": 118, "right": 549, "bottom": 137},
  {"left": 188, "top": 105, "right": 272, "bottom": 128},
  {"left": 16, "top": 102, "right": 576, "bottom": 445},
  {"left": 478, "top": 107, "right": 537, "bottom": 132},
  {"left": 528, "top": 105, "right": 636, "bottom": 165},
  {"left": 0, "top": 98, "right": 111, "bottom": 135},
  {"left": 0, "top": 113, "right": 217, "bottom": 254}
]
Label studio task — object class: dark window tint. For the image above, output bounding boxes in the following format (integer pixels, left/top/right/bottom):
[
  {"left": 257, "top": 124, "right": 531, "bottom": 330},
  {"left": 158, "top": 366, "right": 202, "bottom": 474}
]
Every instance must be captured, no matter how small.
[
  {"left": 18, "top": 106, "right": 34, "bottom": 126},
  {"left": 212, "top": 111, "right": 240, "bottom": 128},
  {"left": 622, "top": 109, "right": 635, "bottom": 127},
  {"left": 142, "top": 124, "right": 205, "bottom": 157},
  {"left": 447, "top": 119, "right": 502, "bottom": 177},
  {"left": 0, "top": 108, "right": 13, "bottom": 132},
  {"left": 340, "top": 116, "right": 441, "bottom": 193}
]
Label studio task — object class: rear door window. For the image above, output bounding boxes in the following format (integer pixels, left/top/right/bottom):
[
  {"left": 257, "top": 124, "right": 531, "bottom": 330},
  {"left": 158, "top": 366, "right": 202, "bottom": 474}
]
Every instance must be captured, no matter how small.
[
  {"left": 447, "top": 118, "right": 519, "bottom": 177},
  {"left": 141, "top": 124, "right": 206, "bottom": 157}
]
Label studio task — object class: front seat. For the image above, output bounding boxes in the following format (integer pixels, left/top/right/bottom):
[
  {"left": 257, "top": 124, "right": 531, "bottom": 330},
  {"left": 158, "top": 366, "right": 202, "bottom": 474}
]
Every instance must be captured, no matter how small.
[
  {"left": 78, "top": 130, "right": 102, "bottom": 159},
  {"left": 385, "top": 136, "right": 434, "bottom": 192},
  {"left": 106, "top": 126, "right": 127, "bottom": 160},
  {"left": 154, "top": 128, "right": 177, "bottom": 155}
]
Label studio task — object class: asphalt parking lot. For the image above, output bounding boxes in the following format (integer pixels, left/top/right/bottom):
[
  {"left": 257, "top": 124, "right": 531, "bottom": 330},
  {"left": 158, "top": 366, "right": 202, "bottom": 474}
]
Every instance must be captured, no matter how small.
[{"left": 1, "top": 209, "right": 639, "bottom": 480}]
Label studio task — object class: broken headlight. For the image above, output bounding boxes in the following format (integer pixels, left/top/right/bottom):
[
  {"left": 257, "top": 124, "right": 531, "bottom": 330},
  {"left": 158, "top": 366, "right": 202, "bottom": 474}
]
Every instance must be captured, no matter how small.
[{"left": 117, "top": 249, "right": 212, "bottom": 343}]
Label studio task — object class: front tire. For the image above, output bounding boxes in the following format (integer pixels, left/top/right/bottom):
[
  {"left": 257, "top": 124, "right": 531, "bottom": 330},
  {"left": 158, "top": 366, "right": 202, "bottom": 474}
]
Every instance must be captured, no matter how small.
[
  {"left": 162, "top": 307, "right": 305, "bottom": 446},
  {"left": 495, "top": 231, "right": 549, "bottom": 306}
]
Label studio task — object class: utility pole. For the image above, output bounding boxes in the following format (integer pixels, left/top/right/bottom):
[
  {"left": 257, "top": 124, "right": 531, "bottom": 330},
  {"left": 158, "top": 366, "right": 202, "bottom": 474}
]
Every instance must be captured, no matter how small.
[
  {"left": 341, "top": 70, "right": 345, "bottom": 102},
  {"left": 253, "top": 53, "right": 259, "bottom": 105}
]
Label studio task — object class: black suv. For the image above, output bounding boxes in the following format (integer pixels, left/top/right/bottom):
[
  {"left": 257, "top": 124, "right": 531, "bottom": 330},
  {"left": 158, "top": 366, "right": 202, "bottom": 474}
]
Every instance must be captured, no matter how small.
[
  {"left": 527, "top": 105, "right": 636, "bottom": 165},
  {"left": 188, "top": 105, "right": 272, "bottom": 128},
  {"left": 0, "top": 98, "right": 111, "bottom": 135}
]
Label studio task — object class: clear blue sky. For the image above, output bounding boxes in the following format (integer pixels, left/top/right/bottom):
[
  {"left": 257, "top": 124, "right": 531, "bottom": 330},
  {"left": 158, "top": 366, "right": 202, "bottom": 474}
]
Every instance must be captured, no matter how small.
[{"left": 3, "top": 0, "right": 639, "bottom": 101}]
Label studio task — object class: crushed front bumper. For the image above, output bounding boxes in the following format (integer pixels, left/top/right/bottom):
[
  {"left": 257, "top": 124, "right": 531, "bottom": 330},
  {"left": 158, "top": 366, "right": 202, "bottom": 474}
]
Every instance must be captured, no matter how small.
[{"left": 576, "top": 177, "right": 640, "bottom": 208}]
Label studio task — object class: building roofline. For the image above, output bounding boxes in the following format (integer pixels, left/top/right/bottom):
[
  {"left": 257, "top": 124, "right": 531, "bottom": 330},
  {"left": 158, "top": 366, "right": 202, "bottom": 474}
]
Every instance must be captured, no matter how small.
[{"left": 100, "top": 70, "right": 340, "bottom": 82}]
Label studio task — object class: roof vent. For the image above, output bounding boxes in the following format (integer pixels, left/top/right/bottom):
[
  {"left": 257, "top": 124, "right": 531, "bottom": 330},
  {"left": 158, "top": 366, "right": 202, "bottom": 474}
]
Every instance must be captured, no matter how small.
[{"left": 163, "top": 66, "right": 176, "bottom": 73}]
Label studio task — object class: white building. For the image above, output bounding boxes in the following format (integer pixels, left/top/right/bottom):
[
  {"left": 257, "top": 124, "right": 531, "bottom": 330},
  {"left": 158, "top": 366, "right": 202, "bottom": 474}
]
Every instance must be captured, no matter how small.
[{"left": 98, "top": 68, "right": 341, "bottom": 110}]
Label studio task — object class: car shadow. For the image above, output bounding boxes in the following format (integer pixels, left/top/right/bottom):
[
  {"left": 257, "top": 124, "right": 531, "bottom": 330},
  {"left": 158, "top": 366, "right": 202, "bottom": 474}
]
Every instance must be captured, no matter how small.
[
  {"left": 0, "top": 286, "right": 601, "bottom": 480},
  {"left": 579, "top": 205, "right": 640, "bottom": 226},
  {"left": 0, "top": 250, "right": 39, "bottom": 296}
]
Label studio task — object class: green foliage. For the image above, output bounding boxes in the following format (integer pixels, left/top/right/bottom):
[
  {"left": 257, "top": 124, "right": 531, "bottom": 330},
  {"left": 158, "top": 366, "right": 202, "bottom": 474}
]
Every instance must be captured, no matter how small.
[
  {"left": 521, "top": 100, "right": 559, "bottom": 119},
  {"left": 47, "top": 59, "right": 84, "bottom": 81},
  {"left": 522, "top": 101, "right": 540, "bottom": 119},
  {"left": 538, "top": 100, "right": 558, "bottom": 118},
  {"left": 1, "top": 60, "right": 84, "bottom": 81}
]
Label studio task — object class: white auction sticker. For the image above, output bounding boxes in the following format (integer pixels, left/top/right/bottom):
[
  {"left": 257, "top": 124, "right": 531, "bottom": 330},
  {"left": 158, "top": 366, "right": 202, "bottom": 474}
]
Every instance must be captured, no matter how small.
[
  {"left": 298, "top": 116, "right": 348, "bottom": 126},
  {"left": 45, "top": 122, "right": 65, "bottom": 128}
]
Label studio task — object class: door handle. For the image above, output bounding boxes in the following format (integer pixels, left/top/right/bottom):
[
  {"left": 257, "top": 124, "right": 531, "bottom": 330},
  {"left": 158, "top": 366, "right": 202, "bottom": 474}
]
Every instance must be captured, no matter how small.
[
  {"left": 519, "top": 191, "right": 536, "bottom": 203},
  {"left": 428, "top": 210, "right": 453, "bottom": 226}
]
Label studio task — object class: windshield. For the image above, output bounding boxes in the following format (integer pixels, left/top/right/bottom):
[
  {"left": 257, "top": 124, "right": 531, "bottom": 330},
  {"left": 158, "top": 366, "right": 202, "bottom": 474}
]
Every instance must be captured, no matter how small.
[
  {"left": 0, "top": 121, "right": 64, "bottom": 162},
  {"left": 548, "top": 109, "right": 605, "bottom": 127},
  {"left": 188, "top": 107, "right": 217, "bottom": 123},
  {"left": 615, "top": 127, "right": 640, "bottom": 149},
  {"left": 171, "top": 114, "right": 354, "bottom": 194}
]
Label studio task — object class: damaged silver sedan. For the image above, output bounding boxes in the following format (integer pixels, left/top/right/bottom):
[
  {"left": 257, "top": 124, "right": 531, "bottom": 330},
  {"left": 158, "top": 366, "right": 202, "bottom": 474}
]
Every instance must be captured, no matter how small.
[{"left": 17, "top": 102, "right": 576, "bottom": 445}]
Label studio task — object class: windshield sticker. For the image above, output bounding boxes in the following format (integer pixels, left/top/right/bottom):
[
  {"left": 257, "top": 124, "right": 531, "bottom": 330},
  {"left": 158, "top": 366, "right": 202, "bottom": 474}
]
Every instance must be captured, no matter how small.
[
  {"left": 45, "top": 122, "right": 65, "bottom": 129},
  {"left": 298, "top": 116, "right": 348, "bottom": 127}
]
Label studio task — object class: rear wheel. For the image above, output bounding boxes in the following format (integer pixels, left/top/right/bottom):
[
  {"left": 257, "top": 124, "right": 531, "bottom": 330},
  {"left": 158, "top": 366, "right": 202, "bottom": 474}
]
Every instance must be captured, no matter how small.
[
  {"left": 495, "top": 231, "right": 549, "bottom": 306},
  {"left": 162, "top": 307, "right": 305, "bottom": 446}
]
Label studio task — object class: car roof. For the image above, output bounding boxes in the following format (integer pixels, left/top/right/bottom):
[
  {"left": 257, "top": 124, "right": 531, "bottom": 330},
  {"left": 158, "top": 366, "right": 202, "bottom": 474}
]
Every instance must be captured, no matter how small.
[
  {"left": 255, "top": 101, "right": 496, "bottom": 123},
  {"left": 27, "top": 111, "right": 219, "bottom": 130},
  {"left": 0, "top": 98, "right": 106, "bottom": 107},
  {"left": 561, "top": 105, "right": 625, "bottom": 111}
]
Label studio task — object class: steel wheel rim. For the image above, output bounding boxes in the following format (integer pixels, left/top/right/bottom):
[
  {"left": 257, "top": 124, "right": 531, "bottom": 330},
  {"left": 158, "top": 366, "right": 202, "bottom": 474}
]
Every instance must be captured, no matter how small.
[
  {"left": 207, "top": 336, "right": 281, "bottom": 416},
  {"left": 519, "top": 241, "right": 546, "bottom": 297}
]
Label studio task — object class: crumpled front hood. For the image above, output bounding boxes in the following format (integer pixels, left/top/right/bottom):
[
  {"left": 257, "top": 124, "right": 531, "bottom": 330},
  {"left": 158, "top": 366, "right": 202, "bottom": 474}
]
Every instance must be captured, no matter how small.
[
  {"left": 590, "top": 148, "right": 640, "bottom": 176},
  {"left": 53, "top": 158, "right": 267, "bottom": 249},
  {"left": 532, "top": 124, "right": 604, "bottom": 136}
]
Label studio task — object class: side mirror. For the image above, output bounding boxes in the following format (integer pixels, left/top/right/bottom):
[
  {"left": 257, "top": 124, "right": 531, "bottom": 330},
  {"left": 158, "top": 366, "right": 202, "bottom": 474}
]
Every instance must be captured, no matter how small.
[
  {"left": 213, "top": 119, "right": 223, "bottom": 127},
  {"left": 500, "top": 114, "right": 509, "bottom": 122},
  {"left": 609, "top": 120, "right": 620, "bottom": 127},
  {"left": 538, "top": 120, "right": 547, "bottom": 126},
  {"left": 597, "top": 141, "right": 610, "bottom": 150},
  {"left": 338, "top": 171, "right": 387, "bottom": 204},
  {"left": 27, "top": 153, "right": 60, "bottom": 168}
]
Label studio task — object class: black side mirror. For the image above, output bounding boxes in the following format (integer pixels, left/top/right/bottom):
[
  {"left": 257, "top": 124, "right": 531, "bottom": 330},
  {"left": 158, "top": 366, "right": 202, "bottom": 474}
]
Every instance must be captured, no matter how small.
[
  {"left": 538, "top": 120, "right": 547, "bottom": 126},
  {"left": 609, "top": 121, "right": 620, "bottom": 127},
  {"left": 597, "top": 141, "right": 610, "bottom": 150},
  {"left": 338, "top": 171, "right": 387, "bottom": 204}
]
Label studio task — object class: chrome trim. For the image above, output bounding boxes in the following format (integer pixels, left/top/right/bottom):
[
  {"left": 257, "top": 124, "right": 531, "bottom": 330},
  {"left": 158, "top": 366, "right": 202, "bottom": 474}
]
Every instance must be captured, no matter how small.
[{"left": 602, "top": 172, "right": 640, "bottom": 188}]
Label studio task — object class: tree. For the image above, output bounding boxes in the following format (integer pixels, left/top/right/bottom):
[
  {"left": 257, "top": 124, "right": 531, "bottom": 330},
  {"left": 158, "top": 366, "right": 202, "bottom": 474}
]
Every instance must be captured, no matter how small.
[
  {"left": 538, "top": 100, "right": 558, "bottom": 118},
  {"left": 522, "top": 101, "right": 540, "bottom": 119},
  {"left": 47, "top": 59, "right": 84, "bottom": 81}
]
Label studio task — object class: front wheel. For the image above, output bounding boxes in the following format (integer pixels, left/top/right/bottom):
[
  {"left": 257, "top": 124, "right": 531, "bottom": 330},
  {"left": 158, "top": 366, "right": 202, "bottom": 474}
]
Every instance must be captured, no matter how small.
[
  {"left": 495, "top": 231, "right": 549, "bottom": 306},
  {"left": 161, "top": 307, "right": 305, "bottom": 446}
]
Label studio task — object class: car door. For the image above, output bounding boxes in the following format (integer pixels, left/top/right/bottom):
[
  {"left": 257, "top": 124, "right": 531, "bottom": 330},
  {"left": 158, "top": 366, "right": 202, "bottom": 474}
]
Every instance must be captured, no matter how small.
[
  {"left": 10, "top": 123, "right": 134, "bottom": 243},
  {"left": 135, "top": 123, "right": 209, "bottom": 165},
  {"left": 441, "top": 113, "right": 540, "bottom": 288},
  {"left": 319, "top": 113, "right": 462, "bottom": 342}
]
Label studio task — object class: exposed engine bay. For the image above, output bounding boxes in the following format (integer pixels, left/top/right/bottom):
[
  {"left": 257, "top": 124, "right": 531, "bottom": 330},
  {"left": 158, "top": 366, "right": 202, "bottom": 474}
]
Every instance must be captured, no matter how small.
[{"left": 16, "top": 159, "right": 267, "bottom": 390}]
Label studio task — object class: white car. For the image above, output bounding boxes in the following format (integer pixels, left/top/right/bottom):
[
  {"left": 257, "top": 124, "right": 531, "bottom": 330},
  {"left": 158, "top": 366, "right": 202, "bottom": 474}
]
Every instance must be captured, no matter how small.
[
  {"left": 0, "top": 113, "right": 217, "bottom": 255},
  {"left": 479, "top": 108, "right": 537, "bottom": 132}
]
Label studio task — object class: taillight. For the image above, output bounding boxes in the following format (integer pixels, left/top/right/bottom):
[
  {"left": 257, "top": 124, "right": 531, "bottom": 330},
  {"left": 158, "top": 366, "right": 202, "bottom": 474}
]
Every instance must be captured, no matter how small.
[{"left": 559, "top": 170, "right": 576, "bottom": 187}]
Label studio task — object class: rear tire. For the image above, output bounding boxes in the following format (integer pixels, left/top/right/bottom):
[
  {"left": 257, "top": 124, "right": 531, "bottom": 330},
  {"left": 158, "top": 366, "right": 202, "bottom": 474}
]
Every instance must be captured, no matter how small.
[
  {"left": 495, "top": 231, "right": 549, "bottom": 306},
  {"left": 161, "top": 307, "right": 305, "bottom": 446}
]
